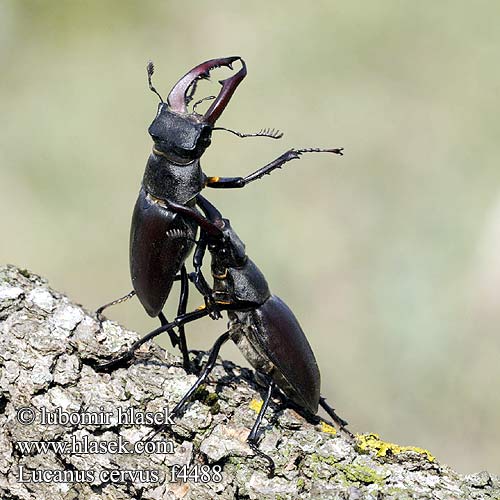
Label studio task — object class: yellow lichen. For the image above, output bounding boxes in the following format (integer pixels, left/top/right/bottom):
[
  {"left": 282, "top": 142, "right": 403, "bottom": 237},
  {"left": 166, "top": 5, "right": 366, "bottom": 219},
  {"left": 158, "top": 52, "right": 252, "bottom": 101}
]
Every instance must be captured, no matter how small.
[
  {"left": 320, "top": 421, "right": 337, "bottom": 435},
  {"left": 249, "top": 399, "right": 263, "bottom": 413},
  {"left": 356, "top": 433, "right": 435, "bottom": 462}
]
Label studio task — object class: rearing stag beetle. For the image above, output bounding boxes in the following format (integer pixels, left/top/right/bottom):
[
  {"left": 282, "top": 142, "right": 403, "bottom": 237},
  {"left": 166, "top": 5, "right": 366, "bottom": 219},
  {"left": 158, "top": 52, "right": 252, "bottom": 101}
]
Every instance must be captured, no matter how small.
[
  {"left": 102, "top": 195, "right": 351, "bottom": 475},
  {"left": 97, "top": 56, "right": 343, "bottom": 370}
]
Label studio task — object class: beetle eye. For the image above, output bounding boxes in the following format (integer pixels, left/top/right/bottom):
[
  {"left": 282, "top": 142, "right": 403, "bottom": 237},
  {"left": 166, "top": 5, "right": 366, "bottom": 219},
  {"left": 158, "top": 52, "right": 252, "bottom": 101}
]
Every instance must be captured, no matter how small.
[{"left": 198, "top": 128, "right": 212, "bottom": 147}]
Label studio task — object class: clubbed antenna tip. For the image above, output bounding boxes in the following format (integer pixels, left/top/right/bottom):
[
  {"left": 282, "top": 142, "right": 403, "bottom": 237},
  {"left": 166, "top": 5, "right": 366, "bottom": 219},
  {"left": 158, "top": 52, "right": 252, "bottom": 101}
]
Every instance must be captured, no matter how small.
[
  {"left": 147, "top": 60, "right": 155, "bottom": 78},
  {"left": 146, "top": 60, "right": 164, "bottom": 103}
]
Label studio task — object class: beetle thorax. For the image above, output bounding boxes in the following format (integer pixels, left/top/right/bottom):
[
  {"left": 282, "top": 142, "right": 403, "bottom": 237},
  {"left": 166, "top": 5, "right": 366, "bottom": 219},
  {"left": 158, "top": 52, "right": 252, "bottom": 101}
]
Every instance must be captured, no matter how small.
[{"left": 142, "top": 153, "right": 206, "bottom": 204}]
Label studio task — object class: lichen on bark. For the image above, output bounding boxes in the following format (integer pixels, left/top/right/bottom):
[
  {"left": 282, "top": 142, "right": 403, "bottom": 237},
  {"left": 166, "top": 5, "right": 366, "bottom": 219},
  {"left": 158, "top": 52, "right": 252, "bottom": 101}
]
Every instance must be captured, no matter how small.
[{"left": 0, "top": 265, "right": 499, "bottom": 499}]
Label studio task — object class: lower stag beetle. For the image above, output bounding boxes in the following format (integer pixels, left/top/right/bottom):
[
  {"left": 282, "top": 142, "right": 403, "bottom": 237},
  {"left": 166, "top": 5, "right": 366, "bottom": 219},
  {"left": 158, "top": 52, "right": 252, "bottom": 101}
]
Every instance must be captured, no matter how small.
[
  {"left": 97, "top": 56, "right": 343, "bottom": 371},
  {"left": 101, "top": 195, "right": 351, "bottom": 475}
]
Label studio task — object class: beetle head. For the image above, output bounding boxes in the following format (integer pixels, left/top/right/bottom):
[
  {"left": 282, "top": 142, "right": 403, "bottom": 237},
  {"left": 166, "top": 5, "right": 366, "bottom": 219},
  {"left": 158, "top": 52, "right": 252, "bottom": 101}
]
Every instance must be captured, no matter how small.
[
  {"left": 148, "top": 106, "right": 213, "bottom": 164},
  {"left": 147, "top": 57, "right": 247, "bottom": 164},
  {"left": 209, "top": 218, "right": 247, "bottom": 268}
]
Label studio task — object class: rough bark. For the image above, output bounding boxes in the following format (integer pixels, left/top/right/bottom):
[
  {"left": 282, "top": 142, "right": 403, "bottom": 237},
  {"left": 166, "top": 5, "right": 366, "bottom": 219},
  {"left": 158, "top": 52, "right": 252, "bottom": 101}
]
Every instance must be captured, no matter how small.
[{"left": 0, "top": 264, "right": 498, "bottom": 500}]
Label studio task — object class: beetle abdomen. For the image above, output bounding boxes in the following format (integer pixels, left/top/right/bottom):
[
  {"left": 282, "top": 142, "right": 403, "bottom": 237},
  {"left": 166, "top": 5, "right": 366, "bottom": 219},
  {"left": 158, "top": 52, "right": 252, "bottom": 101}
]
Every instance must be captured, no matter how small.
[
  {"left": 130, "top": 188, "right": 197, "bottom": 317},
  {"left": 230, "top": 295, "right": 321, "bottom": 414}
]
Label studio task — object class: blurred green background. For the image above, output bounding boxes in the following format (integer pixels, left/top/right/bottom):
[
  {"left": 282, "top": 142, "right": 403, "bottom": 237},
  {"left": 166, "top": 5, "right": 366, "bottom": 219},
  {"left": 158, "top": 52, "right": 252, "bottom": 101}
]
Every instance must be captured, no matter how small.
[{"left": 1, "top": 0, "right": 499, "bottom": 474}]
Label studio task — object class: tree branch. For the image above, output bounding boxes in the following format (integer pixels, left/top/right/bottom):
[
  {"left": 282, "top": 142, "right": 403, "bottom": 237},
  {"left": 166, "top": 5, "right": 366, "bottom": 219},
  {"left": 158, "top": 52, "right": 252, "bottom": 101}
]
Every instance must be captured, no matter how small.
[{"left": 0, "top": 265, "right": 498, "bottom": 499}]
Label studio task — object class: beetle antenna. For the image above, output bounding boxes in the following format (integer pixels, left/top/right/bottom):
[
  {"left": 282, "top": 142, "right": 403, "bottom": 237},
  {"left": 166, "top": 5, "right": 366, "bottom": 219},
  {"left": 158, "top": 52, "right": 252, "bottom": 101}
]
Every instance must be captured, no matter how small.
[
  {"left": 213, "top": 127, "right": 284, "bottom": 140},
  {"left": 193, "top": 95, "right": 216, "bottom": 113},
  {"left": 147, "top": 61, "right": 164, "bottom": 103}
]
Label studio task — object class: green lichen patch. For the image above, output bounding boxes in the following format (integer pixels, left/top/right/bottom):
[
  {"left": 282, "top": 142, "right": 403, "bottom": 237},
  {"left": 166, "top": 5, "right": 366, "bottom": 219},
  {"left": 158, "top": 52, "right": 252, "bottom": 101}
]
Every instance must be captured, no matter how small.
[
  {"left": 356, "top": 433, "right": 435, "bottom": 462},
  {"left": 336, "top": 462, "right": 385, "bottom": 485},
  {"left": 309, "top": 454, "right": 384, "bottom": 486},
  {"left": 311, "top": 453, "right": 337, "bottom": 466},
  {"left": 193, "top": 384, "right": 220, "bottom": 414},
  {"left": 19, "top": 268, "right": 31, "bottom": 278}
]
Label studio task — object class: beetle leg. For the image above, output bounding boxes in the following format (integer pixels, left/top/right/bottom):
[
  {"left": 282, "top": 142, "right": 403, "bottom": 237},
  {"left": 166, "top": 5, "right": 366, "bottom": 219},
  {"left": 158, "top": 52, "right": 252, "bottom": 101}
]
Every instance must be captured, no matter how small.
[
  {"left": 157, "top": 311, "right": 180, "bottom": 349},
  {"left": 192, "top": 229, "right": 222, "bottom": 320},
  {"left": 187, "top": 270, "right": 220, "bottom": 319},
  {"left": 95, "top": 290, "right": 136, "bottom": 322},
  {"left": 95, "top": 273, "right": 184, "bottom": 323},
  {"left": 247, "top": 379, "right": 276, "bottom": 477},
  {"left": 171, "top": 331, "right": 230, "bottom": 416},
  {"left": 142, "top": 331, "right": 231, "bottom": 442},
  {"left": 95, "top": 307, "right": 211, "bottom": 371},
  {"left": 319, "top": 396, "right": 353, "bottom": 438},
  {"left": 177, "top": 266, "right": 191, "bottom": 372},
  {"left": 205, "top": 148, "right": 343, "bottom": 189},
  {"left": 191, "top": 232, "right": 211, "bottom": 295}
]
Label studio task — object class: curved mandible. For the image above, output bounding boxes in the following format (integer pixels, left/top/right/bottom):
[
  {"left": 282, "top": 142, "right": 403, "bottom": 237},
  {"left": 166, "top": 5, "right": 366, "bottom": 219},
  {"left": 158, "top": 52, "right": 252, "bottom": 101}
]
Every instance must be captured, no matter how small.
[
  {"left": 203, "top": 59, "right": 247, "bottom": 125},
  {"left": 167, "top": 56, "right": 246, "bottom": 120}
]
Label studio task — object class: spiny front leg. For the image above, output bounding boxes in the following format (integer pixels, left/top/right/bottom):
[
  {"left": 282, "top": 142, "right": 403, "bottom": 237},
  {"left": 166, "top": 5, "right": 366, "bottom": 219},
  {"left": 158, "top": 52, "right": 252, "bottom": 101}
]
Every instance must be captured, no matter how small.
[{"left": 205, "top": 147, "right": 343, "bottom": 188}]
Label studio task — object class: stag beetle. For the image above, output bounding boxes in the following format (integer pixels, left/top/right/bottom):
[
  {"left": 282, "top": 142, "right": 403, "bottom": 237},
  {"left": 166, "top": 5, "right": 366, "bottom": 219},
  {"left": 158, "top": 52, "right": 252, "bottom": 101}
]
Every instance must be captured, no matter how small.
[
  {"left": 101, "top": 195, "right": 351, "bottom": 475},
  {"left": 97, "top": 56, "right": 343, "bottom": 371}
]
